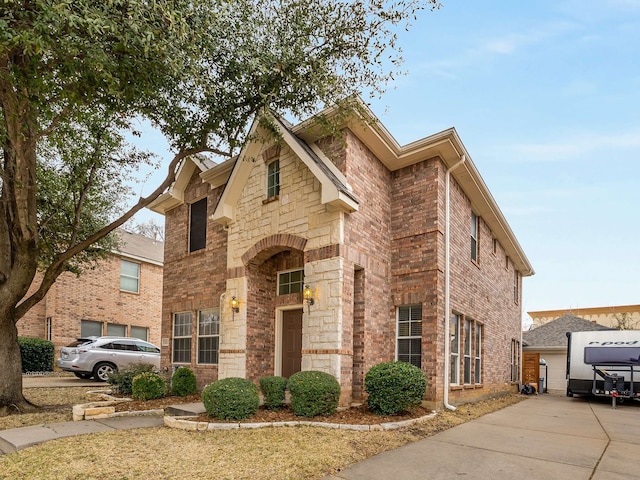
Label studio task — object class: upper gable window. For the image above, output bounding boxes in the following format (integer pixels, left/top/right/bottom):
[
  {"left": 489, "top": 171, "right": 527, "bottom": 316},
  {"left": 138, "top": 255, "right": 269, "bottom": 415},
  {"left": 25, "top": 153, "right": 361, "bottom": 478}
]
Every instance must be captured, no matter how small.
[
  {"left": 267, "top": 160, "right": 280, "bottom": 199},
  {"left": 189, "top": 198, "right": 207, "bottom": 252},
  {"left": 471, "top": 211, "right": 479, "bottom": 263}
]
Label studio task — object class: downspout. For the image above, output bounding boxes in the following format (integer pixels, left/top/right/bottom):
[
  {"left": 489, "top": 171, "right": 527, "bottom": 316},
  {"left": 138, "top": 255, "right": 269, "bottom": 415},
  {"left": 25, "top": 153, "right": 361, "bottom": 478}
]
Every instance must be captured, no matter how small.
[{"left": 443, "top": 154, "right": 466, "bottom": 411}]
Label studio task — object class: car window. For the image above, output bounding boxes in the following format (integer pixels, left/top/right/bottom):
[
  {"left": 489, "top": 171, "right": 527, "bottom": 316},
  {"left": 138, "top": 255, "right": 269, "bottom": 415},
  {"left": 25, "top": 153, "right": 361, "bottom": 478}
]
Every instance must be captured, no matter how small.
[
  {"left": 112, "top": 341, "right": 138, "bottom": 351},
  {"left": 136, "top": 341, "right": 160, "bottom": 353},
  {"left": 66, "top": 338, "right": 96, "bottom": 347}
]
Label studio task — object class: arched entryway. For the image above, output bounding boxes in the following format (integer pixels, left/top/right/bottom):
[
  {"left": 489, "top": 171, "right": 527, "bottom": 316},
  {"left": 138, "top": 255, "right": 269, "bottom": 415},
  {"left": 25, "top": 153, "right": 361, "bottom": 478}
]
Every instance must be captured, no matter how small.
[{"left": 242, "top": 234, "right": 307, "bottom": 381}]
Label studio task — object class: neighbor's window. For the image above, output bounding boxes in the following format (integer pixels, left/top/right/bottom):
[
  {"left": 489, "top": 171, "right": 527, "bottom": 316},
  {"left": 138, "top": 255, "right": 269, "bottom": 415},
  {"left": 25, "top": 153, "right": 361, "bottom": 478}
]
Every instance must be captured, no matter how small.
[
  {"left": 189, "top": 198, "right": 207, "bottom": 252},
  {"left": 120, "top": 260, "right": 140, "bottom": 293},
  {"left": 471, "top": 212, "right": 479, "bottom": 262},
  {"left": 197, "top": 308, "right": 220, "bottom": 364},
  {"left": 130, "top": 326, "right": 149, "bottom": 341},
  {"left": 397, "top": 305, "right": 422, "bottom": 367},
  {"left": 514, "top": 270, "right": 520, "bottom": 304},
  {"left": 464, "top": 318, "right": 472, "bottom": 384},
  {"left": 278, "top": 269, "right": 303, "bottom": 295},
  {"left": 173, "top": 312, "right": 192, "bottom": 363},
  {"left": 475, "top": 324, "right": 482, "bottom": 384},
  {"left": 46, "top": 317, "right": 53, "bottom": 341},
  {"left": 267, "top": 159, "right": 280, "bottom": 198},
  {"left": 107, "top": 323, "right": 126, "bottom": 337},
  {"left": 450, "top": 314, "right": 461, "bottom": 385},
  {"left": 81, "top": 319, "right": 102, "bottom": 337}
]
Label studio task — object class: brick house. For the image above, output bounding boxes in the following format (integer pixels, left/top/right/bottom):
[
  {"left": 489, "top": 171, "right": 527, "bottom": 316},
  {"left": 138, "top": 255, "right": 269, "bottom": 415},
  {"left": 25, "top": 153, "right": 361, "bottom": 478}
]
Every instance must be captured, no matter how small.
[
  {"left": 151, "top": 101, "right": 534, "bottom": 408},
  {"left": 18, "top": 230, "right": 164, "bottom": 358}
]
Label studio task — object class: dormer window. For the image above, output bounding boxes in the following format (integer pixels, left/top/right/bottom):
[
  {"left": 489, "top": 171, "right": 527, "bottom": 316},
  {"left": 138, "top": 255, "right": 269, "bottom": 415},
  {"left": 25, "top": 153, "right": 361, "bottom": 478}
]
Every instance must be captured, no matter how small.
[{"left": 267, "top": 159, "right": 280, "bottom": 198}]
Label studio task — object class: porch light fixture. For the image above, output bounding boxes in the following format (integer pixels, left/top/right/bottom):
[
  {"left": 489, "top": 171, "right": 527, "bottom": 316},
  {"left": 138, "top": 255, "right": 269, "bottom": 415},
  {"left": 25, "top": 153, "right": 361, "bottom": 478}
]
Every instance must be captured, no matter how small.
[
  {"left": 303, "top": 284, "right": 314, "bottom": 313},
  {"left": 230, "top": 296, "right": 240, "bottom": 319}
]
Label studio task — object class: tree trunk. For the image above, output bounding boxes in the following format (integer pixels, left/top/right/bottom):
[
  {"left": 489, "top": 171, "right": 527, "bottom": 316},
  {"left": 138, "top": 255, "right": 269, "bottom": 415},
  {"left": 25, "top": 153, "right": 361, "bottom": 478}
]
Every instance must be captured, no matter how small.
[{"left": 0, "top": 307, "right": 33, "bottom": 413}]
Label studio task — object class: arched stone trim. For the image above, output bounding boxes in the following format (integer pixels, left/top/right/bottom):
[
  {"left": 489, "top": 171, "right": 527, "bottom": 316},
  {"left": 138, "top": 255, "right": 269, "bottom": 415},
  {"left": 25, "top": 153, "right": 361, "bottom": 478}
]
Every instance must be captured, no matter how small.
[{"left": 242, "top": 234, "right": 308, "bottom": 267}]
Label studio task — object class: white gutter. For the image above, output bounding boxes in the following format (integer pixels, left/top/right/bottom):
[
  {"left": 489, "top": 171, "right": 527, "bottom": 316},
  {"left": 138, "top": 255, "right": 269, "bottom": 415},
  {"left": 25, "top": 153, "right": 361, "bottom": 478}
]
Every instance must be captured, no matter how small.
[{"left": 443, "top": 155, "right": 466, "bottom": 411}]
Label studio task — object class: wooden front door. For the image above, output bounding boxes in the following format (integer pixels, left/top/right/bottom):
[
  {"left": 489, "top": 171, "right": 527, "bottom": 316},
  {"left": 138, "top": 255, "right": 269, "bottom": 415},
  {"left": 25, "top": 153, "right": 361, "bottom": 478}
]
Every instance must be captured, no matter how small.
[
  {"left": 281, "top": 309, "right": 302, "bottom": 378},
  {"left": 523, "top": 352, "right": 540, "bottom": 386}
]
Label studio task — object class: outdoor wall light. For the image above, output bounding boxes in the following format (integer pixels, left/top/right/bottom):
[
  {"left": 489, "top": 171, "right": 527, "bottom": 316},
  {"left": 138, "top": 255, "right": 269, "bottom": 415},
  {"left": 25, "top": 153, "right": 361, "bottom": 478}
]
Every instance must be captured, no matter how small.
[
  {"left": 230, "top": 296, "right": 240, "bottom": 316},
  {"left": 303, "top": 284, "right": 314, "bottom": 313}
]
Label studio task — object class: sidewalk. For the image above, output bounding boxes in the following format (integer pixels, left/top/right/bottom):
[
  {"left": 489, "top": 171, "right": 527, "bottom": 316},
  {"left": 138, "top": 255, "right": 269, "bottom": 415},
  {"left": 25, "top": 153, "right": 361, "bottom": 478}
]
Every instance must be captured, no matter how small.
[
  {"left": 0, "top": 416, "right": 163, "bottom": 455},
  {"left": 323, "top": 394, "right": 640, "bottom": 480}
]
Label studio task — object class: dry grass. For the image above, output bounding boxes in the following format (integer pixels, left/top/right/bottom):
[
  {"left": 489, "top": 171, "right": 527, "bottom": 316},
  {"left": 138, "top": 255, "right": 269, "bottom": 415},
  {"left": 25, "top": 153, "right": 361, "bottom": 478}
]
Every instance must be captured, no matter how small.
[{"left": 0, "top": 387, "right": 527, "bottom": 479}]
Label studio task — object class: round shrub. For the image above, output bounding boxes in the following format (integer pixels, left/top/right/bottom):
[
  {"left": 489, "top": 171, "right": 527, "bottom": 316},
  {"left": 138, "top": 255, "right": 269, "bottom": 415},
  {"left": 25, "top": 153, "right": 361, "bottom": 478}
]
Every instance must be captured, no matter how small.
[
  {"left": 259, "top": 376, "right": 288, "bottom": 410},
  {"left": 107, "top": 363, "right": 156, "bottom": 395},
  {"left": 131, "top": 372, "right": 168, "bottom": 400},
  {"left": 365, "top": 361, "right": 426, "bottom": 415},
  {"left": 287, "top": 371, "right": 340, "bottom": 417},
  {"left": 202, "top": 378, "right": 259, "bottom": 420},
  {"left": 171, "top": 367, "right": 198, "bottom": 397}
]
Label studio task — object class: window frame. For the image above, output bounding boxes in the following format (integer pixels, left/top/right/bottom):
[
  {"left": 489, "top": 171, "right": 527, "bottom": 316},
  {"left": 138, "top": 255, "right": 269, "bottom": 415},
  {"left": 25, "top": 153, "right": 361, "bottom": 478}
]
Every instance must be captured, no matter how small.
[
  {"left": 267, "top": 159, "right": 280, "bottom": 198},
  {"left": 81, "top": 319, "right": 103, "bottom": 338},
  {"left": 450, "top": 314, "right": 461, "bottom": 385},
  {"left": 474, "top": 324, "right": 482, "bottom": 384},
  {"left": 107, "top": 323, "right": 127, "bottom": 337},
  {"left": 130, "top": 326, "right": 149, "bottom": 341},
  {"left": 463, "top": 318, "right": 472, "bottom": 385},
  {"left": 172, "top": 312, "right": 193, "bottom": 364},
  {"left": 120, "top": 259, "right": 140, "bottom": 294},
  {"left": 471, "top": 211, "right": 479, "bottom": 263},
  {"left": 396, "top": 305, "right": 422, "bottom": 368},
  {"left": 514, "top": 270, "right": 520, "bottom": 304},
  {"left": 197, "top": 308, "right": 220, "bottom": 365},
  {"left": 277, "top": 268, "right": 304, "bottom": 295},
  {"left": 511, "top": 338, "right": 520, "bottom": 383},
  {"left": 189, "top": 198, "right": 207, "bottom": 253}
]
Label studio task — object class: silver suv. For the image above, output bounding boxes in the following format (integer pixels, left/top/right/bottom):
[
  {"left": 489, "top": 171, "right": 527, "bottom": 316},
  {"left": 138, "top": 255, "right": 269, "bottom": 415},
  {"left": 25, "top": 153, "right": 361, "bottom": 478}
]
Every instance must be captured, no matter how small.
[{"left": 57, "top": 336, "right": 161, "bottom": 381}]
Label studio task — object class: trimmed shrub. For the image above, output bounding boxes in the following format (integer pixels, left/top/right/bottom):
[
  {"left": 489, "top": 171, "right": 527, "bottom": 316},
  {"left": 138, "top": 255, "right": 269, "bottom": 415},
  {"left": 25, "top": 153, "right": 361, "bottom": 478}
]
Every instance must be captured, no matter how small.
[
  {"left": 19, "top": 337, "right": 54, "bottom": 373},
  {"left": 202, "top": 378, "right": 259, "bottom": 420},
  {"left": 365, "top": 361, "right": 427, "bottom": 415},
  {"left": 107, "top": 363, "right": 156, "bottom": 395},
  {"left": 131, "top": 372, "right": 168, "bottom": 400},
  {"left": 287, "top": 371, "right": 340, "bottom": 417},
  {"left": 259, "top": 376, "right": 288, "bottom": 410},
  {"left": 171, "top": 367, "right": 197, "bottom": 397}
]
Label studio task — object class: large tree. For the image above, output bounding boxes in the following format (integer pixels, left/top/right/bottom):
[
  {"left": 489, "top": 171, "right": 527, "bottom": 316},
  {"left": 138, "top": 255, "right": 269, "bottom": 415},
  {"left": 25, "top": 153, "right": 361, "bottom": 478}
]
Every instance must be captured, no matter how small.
[{"left": 0, "top": 0, "right": 439, "bottom": 411}]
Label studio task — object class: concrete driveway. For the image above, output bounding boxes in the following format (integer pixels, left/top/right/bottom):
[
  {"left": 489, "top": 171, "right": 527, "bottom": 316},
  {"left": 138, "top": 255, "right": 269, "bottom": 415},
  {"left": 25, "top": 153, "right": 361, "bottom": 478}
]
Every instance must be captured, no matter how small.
[{"left": 325, "top": 394, "right": 640, "bottom": 480}]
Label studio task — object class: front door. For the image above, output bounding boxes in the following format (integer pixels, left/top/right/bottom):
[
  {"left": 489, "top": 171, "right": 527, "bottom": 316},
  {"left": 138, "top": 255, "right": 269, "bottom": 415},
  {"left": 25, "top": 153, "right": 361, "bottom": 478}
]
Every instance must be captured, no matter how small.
[{"left": 281, "top": 309, "right": 302, "bottom": 378}]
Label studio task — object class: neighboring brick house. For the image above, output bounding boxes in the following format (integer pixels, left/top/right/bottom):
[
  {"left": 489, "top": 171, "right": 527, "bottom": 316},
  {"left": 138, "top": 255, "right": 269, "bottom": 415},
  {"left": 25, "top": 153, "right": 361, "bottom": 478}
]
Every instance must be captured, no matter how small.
[
  {"left": 151, "top": 101, "right": 534, "bottom": 408},
  {"left": 17, "top": 230, "right": 164, "bottom": 358},
  {"left": 528, "top": 305, "right": 640, "bottom": 330}
]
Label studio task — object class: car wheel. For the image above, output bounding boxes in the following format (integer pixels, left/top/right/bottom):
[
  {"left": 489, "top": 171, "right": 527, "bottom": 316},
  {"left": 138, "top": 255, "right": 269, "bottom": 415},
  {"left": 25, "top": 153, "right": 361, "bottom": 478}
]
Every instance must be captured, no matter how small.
[
  {"left": 74, "top": 372, "right": 93, "bottom": 380},
  {"left": 93, "top": 362, "right": 117, "bottom": 382}
]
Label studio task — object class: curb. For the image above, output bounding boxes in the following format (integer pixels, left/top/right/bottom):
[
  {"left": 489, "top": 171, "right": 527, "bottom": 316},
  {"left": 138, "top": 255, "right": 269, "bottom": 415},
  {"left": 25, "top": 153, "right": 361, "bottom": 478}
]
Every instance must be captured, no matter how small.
[{"left": 163, "top": 411, "right": 437, "bottom": 432}]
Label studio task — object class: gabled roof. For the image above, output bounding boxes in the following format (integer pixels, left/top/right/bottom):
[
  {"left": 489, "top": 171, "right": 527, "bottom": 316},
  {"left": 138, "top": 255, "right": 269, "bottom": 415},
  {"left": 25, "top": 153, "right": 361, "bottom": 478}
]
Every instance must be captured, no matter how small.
[
  {"left": 523, "top": 314, "right": 613, "bottom": 348},
  {"left": 147, "top": 98, "right": 533, "bottom": 276},
  {"left": 211, "top": 114, "right": 359, "bottom": 225},
  {"left": 115, "top": 230, "right": 164, "bottom": 265}
]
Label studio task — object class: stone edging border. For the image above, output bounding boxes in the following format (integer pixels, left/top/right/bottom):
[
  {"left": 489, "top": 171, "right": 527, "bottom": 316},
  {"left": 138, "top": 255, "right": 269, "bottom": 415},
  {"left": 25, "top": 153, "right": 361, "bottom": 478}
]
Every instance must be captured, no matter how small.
[
  {"left": 75, "top": 389, "right": 437, "bottom": 431},
  {"left": 163, "top": 411, "right": 437, "bottom": 432}
]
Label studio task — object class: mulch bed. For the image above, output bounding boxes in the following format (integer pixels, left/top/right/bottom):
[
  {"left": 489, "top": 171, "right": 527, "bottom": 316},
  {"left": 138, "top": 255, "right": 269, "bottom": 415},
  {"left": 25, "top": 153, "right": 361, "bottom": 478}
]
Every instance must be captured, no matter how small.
[{"left": 114, "top": 394, "right": 432, "bottom": 425}]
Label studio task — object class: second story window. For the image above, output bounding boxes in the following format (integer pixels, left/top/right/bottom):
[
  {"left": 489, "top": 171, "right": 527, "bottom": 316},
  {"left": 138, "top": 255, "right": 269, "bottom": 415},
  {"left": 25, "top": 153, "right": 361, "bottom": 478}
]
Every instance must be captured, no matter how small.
[
  {"left": 120, "top": 259, "right": 140, "bottom": 293},
  {"left": 267, "top": 159, "right": 280, "bottom": 198},
  {"left": 189, "top": 198, "right": 207, "bottom": 252},
  {"left": 471, "top": 211, "right": 479, "bottom": 262}
]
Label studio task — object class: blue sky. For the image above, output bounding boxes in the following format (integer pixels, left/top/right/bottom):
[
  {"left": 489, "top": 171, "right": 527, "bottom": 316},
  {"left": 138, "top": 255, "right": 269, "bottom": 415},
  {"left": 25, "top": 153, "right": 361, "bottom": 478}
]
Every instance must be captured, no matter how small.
[{"left": 134, "top": 0, "right": 640, "bottom": 320}]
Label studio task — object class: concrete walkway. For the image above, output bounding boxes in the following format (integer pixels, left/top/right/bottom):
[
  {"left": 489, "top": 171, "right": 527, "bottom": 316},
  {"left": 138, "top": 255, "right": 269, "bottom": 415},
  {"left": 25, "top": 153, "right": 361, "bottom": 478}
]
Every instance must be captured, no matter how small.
[
  {"left": 324, "top": 394, "right": 640, "bottom": 480},
  {"left": 0, "top": 416, "right": 164, "bottom": 455}
]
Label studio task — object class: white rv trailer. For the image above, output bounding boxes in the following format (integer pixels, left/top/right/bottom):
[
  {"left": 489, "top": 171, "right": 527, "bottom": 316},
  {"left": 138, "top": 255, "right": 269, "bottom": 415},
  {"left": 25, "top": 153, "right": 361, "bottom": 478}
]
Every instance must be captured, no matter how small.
[{"left": 566, "top": 330, "right": 640, "bottom": 400}]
